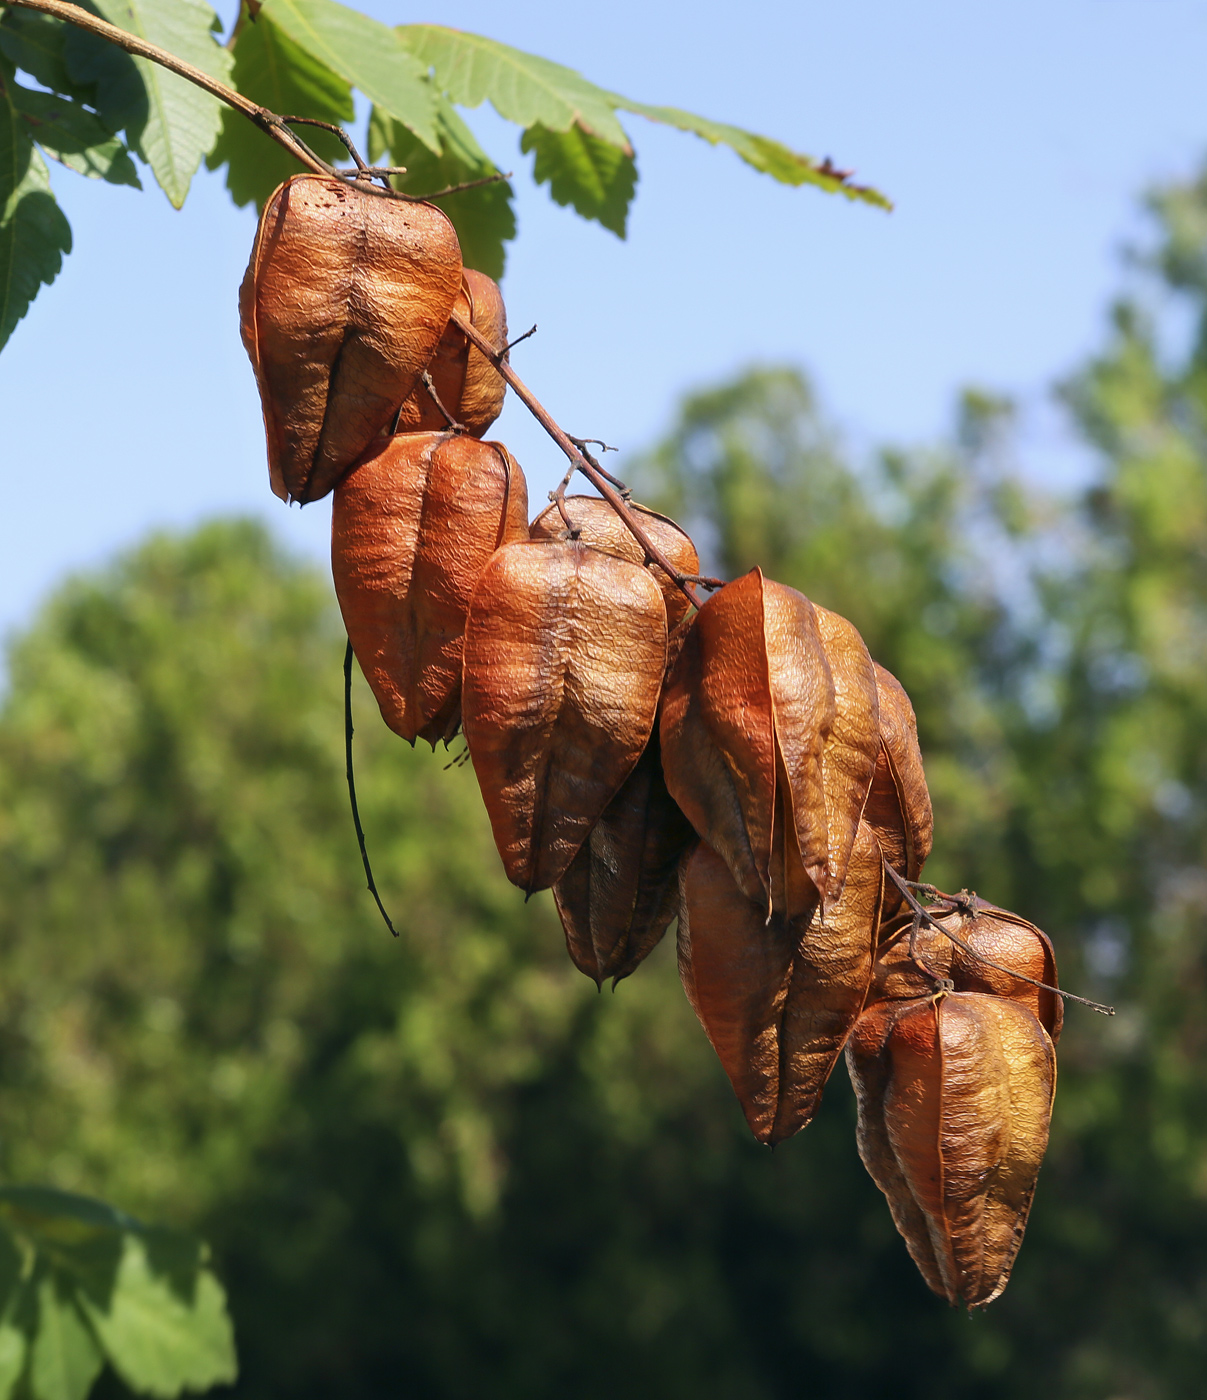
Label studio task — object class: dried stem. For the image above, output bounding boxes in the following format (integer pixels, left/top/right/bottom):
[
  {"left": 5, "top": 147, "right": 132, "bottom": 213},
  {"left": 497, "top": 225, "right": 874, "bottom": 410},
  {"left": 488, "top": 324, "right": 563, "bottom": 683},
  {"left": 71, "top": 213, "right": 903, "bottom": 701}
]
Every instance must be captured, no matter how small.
[
  {"left": 450, "top": 310, "right": 704, "bottom": 609},
  {"left": 345, "top": 642, "right": 400, "bottom": 938},
  {"left": 882, "top": 862, "right": 1115, "bottom": 1016}
]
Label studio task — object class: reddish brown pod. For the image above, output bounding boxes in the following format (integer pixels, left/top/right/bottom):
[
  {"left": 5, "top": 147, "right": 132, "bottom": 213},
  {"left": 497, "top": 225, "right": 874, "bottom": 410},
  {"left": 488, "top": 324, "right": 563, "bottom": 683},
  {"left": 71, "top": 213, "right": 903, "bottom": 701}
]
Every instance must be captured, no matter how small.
[
  {"left": 814, "top": 605, "right": 880, "bottom": 903},
  {"left": 847, "top": 991, "right": 1056, "bottom": 1308},
  {"left": 462, "top": 541, "right": 668, "bottom": 894},
  {"left": 332, "top": 432, "right": 528, "bottom": 746},
  {"left": 874, "top": 903, "right": 1063, "bottom": 1042},
  {"left": 660, "top": 569, "right": 836, "bottom": 909},
  {"left": 393, "top": 269, "right": 508, "bottom": 435},
  {"left": 862, "top": 663, "right": 933, "bottom": 918},
  {"left": 530, "top": 497, "right": 701, "bottom": 627},
  {"left": 240, "top": 175, "right": 463, "bottom": 504},
  {"left": 677, "top": 820, "right": 882, "bottom": 1144},
  {"left": 553, "top": 727, "right": 698, "bottom": 987}
]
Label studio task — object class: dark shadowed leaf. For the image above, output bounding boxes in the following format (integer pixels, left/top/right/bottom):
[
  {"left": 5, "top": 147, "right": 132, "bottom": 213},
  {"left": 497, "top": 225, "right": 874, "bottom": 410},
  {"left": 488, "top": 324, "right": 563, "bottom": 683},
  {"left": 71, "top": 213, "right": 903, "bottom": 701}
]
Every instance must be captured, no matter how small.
[
  {"left": 12, "top": 84, "right": 140, "bottom": 186},
  {"left": 208, "top": 4, "right": 352, "bottom": 209},
  {"left": 520, "top": 121, "right": 636, "bottom": 237}
]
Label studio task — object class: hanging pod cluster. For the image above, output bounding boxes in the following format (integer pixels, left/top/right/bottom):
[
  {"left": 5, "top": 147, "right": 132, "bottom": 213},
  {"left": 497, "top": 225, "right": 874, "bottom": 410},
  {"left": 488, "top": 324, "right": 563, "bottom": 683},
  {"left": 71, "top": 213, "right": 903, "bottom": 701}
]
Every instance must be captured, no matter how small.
[{"left": 241, "top": 173, "right": 1074, "bottom": 1309}]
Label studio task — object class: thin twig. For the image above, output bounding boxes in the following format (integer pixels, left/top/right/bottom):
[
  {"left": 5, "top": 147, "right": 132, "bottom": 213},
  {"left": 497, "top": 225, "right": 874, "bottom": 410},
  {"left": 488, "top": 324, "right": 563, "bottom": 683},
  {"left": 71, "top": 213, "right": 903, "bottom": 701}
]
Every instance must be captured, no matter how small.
[
  {"left": 449, "top": 310, "right": 704, "bottom": 609},
  {"left": 419, "top": 371, "right": 461, "bottom": 430},
  {"left": 422, "top": 171, "right": 513, "bottom": 199},
  {"left": 882, "top": 861, "right": 1114, "bottom": 1015},
  {"left": 344, "top": 641, "right": 400, "bottom": 938},
  {"left": 505, "top": 325, "right": 538, "bottom": 353}
]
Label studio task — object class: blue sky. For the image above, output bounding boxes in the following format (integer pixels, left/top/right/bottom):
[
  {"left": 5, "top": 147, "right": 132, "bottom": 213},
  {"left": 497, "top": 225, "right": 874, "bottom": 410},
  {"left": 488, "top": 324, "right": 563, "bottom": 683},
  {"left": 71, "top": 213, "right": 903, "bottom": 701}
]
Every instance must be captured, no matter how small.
[{"left": 1, "top": 0, "right": 1204, "bottom": 641}]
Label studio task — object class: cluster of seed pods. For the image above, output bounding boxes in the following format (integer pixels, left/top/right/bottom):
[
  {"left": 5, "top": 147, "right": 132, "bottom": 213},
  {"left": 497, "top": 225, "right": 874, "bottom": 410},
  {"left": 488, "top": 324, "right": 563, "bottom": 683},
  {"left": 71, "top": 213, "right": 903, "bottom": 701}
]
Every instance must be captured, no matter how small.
[{"left": 241, "top": 174, "right": 1064, "bottom": 1309}]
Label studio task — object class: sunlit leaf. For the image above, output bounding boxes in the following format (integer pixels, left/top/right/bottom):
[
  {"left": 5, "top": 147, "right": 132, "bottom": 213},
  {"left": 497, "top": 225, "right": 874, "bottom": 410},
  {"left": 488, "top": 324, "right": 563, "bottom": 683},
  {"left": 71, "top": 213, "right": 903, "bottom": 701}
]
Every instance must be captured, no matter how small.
[
  {"left": 209, "top": 3, "right": 352, "bottom": 209},
  {"left": 90, "top": 0, "right": 233, "bottom": 208},
  {"left": 261, "top": 0, "right": 438, "bottom": 152},
  {"left": 28, "top": 1272, "right": 102, "bottom": 1400}
]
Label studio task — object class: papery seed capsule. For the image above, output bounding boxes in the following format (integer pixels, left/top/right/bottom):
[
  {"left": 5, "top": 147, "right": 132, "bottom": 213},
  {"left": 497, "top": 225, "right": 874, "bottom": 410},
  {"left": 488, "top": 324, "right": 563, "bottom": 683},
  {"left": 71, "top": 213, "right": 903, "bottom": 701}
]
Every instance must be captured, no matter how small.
[
  {"left": 847, "top": 991, "right": 1056, "bottom": 1308},
  {"left": 530, "top": 497, "right": 701, "bottom": 628},
  {"left": 240, "top": 175, "right": 463, "bottom": 504},
  {"left": 462, "top": 541, "right": 668, "bottom": 893},
  {"left": 332, "top": 432, "right": 528, "bottom": 746},
  {"left": 392, "top": 269, "right": 508, "bottom": 435},
  {"left": 678, "top": 820, "right": 882, "bottom": 1144},
  {"left": 862, "top": 662, "right": 933, "bottom": 917},
  {"left": 553, "top": 725, "right": 698, "bottom": 987},
  {"left": 814, "top": 605, "right": 880, "bottom": 903},
  {"left": 660, "top": 569, "right": 835, "bottom": 908},
  {"left": 872, "top": 902, "right": 1063, "bottom": 1041}
]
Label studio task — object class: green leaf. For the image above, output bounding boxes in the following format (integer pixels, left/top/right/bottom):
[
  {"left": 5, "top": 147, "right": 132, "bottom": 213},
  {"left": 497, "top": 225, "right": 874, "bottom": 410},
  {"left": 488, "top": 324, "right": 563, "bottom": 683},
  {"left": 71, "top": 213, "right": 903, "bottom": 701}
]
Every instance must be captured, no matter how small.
[
  {"left": 0, "top": 10, "right": 92, "bottom": 102},
  {"left": 612, "top": 98, "right": 892, "bottom": 210},
  {"left": 62, "top": 17, "right": 148, "bottom": 138},
  {"left": 367, "top": 96, "right": 515, "bottom": 279},
  {"left": 398, "top": 25, "right": 631, "bottom": 149},
  {"left": 209, "top": 4, "right": 353, "bottom": 209},
  {"left": 0, "top": 1320, "right": 25, "bottom": 1400},
  {"left": 0, "top": 71, "right": 72, "bottom": 354},
  {"left": 90, "top": 0, "right": 233, "bottom": 208},
  {"left": 75, "top": 1234, "right": 236, "bottom": 1398},
  {"left": 520, "top": 121, "right": 636, "bottom": 238},
  {"left": 29, "top": 1273, "right": 102, "bottom": 1400},
  {"left": 12, "top": 84, "right": 140, "bottom": 187},
  {"left": 260, "top": 0, "right": 438, "bottom": 153}
]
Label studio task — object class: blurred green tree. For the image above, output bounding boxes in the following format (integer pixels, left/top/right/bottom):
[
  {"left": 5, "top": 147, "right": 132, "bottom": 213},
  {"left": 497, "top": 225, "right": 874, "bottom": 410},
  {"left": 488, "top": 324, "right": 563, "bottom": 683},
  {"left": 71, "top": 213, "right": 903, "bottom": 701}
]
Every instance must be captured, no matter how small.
[{"left": 3, "top": 169, "right": 1207, "bottom": 1399}]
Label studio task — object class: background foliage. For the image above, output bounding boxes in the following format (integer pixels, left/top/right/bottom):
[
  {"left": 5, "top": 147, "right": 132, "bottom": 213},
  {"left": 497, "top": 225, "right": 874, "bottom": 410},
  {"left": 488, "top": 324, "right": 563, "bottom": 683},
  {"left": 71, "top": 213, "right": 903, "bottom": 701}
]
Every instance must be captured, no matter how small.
[{"left": 3, "top": 163, "right": 1207, "bottom": 1400}]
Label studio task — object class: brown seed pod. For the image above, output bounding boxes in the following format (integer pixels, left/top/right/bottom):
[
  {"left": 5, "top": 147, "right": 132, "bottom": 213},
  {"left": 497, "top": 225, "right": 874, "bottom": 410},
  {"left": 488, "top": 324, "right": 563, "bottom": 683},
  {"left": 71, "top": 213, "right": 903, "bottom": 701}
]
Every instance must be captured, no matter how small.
[
  {"left": 873, "top": 902, "right": 1063, "bottom": 1042},
  {"left": 553, "top": 725, "right": 698, "bottom": 987},
  {"left": 814, "top": 605, "right": 880, "bottom": 904},
  {"left": 462, "top": 540, "right": 668, "bottom": 893},
  {"left": 677, "top": 820, "right": 882, "bottom": 1145},
  {"left": 847, "top": 991, "right": 1056, "bottom": 1308},
  {"left": 240, "top": 175, "right": 463, "bottom": 504},
  {"left": 530, "top": 497, "right": 701, "bottom": 628},
  {"left": 862, "top": 663, "right": 934, "bottom": 918},
  {"left": 392, "top": 269, "right": 508, "bottom": 435},
  {"left": 661, "top": 569, "right": 837, "bottom": 910},
  {"left": 332, "top": 432, "right": 528, "bottom": 747}
]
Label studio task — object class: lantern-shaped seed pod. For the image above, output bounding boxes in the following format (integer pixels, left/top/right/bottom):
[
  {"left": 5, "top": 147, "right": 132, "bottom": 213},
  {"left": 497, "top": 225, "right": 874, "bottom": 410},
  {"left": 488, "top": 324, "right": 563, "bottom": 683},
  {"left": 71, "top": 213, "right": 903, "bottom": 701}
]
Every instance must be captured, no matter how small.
[
  {"left": 847, "top": 991, "right": 1056, "bottom": 1309},
  {"left": 462, "top": 540, "right": 668, "bottom": 893},
  {"left": 332, "top": 432, "right": 528, "bottom": 747},
  {"left": 393, "top": 268, "right": 508, "bottom": 435},
  {"left": 240, "top": 175, "right": 463, "bottom": 504}
]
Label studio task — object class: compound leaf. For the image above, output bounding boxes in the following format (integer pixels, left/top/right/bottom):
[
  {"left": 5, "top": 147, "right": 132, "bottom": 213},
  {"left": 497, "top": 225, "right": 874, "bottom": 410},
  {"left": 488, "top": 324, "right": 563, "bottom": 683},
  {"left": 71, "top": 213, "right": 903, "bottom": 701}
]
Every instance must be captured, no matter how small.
[
  {"left": 398, "top": 25, "right": 630, "bottom": 148},
  {"left": 91, "top": 0, "right": 233, "bottom": 208},
  {"left": 209, "top": 3, "right": 352, "bottom": 209},
  {"left": 261, "top": 0, "right": 438, "bottom": 153},
  {"left": 367, "top": 94, "right": 514, "bottom": 278},
  {"left": 520, "top": 121, "right": 636, "bottom": 237}
]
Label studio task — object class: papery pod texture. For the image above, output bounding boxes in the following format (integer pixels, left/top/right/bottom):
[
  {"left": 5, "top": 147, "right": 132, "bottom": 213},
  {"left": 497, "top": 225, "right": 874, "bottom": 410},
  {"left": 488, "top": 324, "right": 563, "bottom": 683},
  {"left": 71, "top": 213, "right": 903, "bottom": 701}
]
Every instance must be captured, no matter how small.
[
  {"left": 661, "top": 568, "right": 837, "bottom": 909},
  {"left": 530, "top": 497, "right": 701, "bottom": 627},
  {"left": 678, "top": 820, "right": 883, "bottom": 1145},
  {"left": 240, "top": 175, "right": 463, "bottom": 504},
  {"left": 874, "top": 902, "right": 1063, "bottom": 1041},
  {"left": 393, "top": 268, "right": 508, "bottom": 435},
  {"left": 462, "top": 541, "right": 668, "bottom": 893},
  {"left": 847, "top": 992, "right": 1056, "bottom": 1308},
  {"left": 553, "top": 724, "right": 698, "bottom": 987},
  {"left": 332, "top": 432, "right": 528, "bottom": 747},
  {"left": 813, "top": 605, "right": 880, "bottom": 903},
  {"left": 863, "top": 662, "right": 934, "bottom": 918}
]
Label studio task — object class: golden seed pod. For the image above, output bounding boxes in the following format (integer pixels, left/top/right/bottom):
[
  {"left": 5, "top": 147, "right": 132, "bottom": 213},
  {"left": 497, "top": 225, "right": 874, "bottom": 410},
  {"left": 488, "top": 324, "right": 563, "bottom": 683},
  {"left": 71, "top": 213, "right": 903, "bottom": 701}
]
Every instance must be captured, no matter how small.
[
  {"left": 847, "top": 991, "right": 1056, "bottom": 1309},
  {"left": 240, "top": 175, "right": 463, "bottom": 504}
]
